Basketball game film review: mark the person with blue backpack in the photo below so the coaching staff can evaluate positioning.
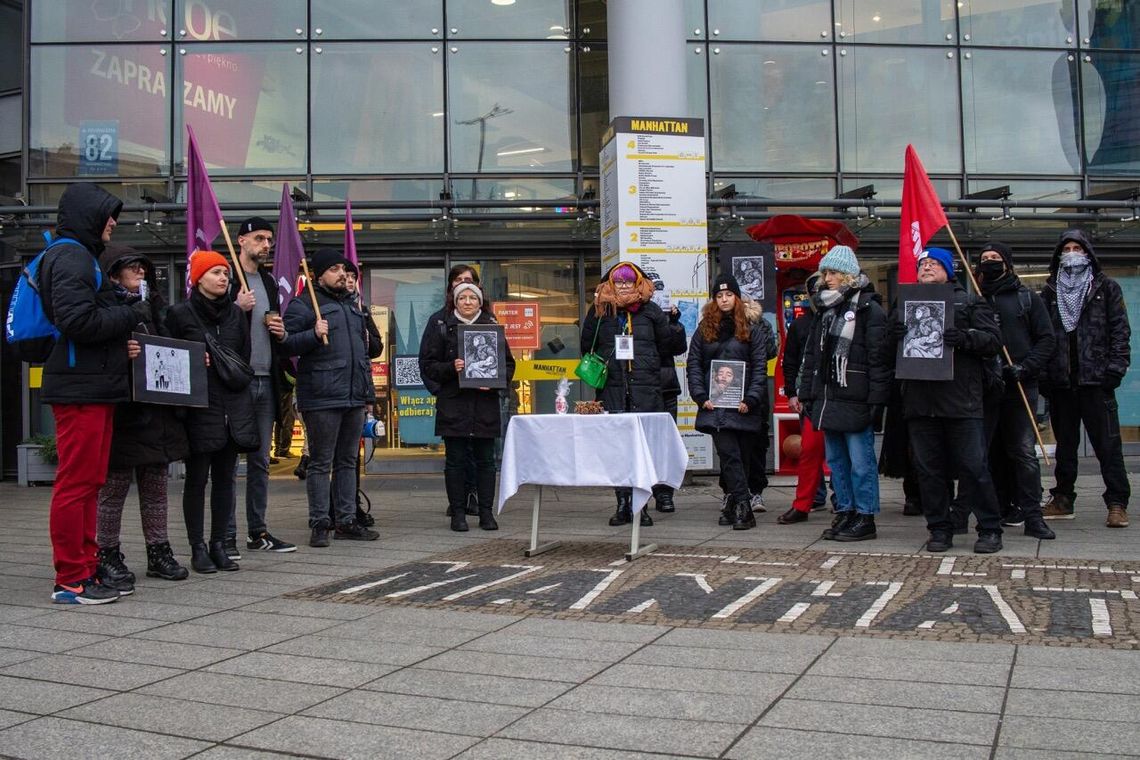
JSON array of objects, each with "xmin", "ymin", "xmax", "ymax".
[{"xmin": 36, "ymin": 184, "xmax": 150, "ymax": 604}]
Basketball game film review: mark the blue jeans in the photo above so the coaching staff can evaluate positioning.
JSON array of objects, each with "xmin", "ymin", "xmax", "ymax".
[
  {"xmin": 229, "ymin": 376, "xmax": 275, "ymax": 538},
  {"xmin": 304, "ymin": 407, "xmax": 366, "ymax": 528},
  {"xmin": 823, "ymin": 426, "xmax": 879, "ymax": 515}
]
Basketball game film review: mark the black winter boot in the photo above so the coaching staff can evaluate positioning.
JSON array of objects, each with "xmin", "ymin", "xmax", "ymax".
[
  {"xmin": 97, "ymin": 545, "xmax": 136, "ymax": 585},
  {"xmin": 208, "ymin": 540, "xmax": 239, "ymax": 571},
  {"xmin": 718, "ymin": 493, "xmax": 734, "ymax": 526},
  {"xmin": 190, "ymin": 542, "xmax": 217, "ymax": 574},
  {"xmin": 444, "ymin": 466, "xmax": 469, "ymax": 531},
  {"xmin": 145, "ymin": 542, "xmax": 189, "ymax": 581},
  {"xmin": 609, "ymin": 490, "xmax": 633, "ymax": 526},
  {"xmin": 653, "ymin": 485, "xmax": 675, "ymax": 513},
  {"xmin": 639, "ymin": 503, "xmax": 653, "ymax": 527},
  {"xmin": 822, "ymin": 511, "xmax": 855, "ymax": 540},
  {"xmin": 732, "ymin": 497, "xmax": 756, "ymax": 530},
  {"xmin": 478, "ymin": 509, "xmax": 499, "ymax": 531},
  {"xmin": 834, "ymin": 514, "xmax": 877, "ymax": 542}
]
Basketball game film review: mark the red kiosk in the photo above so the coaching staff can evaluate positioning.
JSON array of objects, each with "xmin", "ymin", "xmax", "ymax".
[{"xmin": 745, "ymin": 215, "xmax": 860, "ymax": 474}]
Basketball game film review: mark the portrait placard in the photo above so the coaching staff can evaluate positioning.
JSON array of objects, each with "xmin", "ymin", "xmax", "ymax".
[
  {"xmin": 131, "ymin": 333, "xmax": 209, "ymax": 407},
  {"xmin": 895, "ymin": 283, "xmax": 954, "ymax": 381},
  {"xmin": 709, "ymin": 359, "xmax": 746, "ymax": 408},
  {"xmin": 457, "ymin": 324, "xmax": 508, "ymax": 389}
]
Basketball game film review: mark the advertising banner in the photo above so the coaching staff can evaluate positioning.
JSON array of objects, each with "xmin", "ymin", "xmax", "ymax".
[{"xmin": 492, "ymin": 301, "xmax": 541, "ymax": 351}]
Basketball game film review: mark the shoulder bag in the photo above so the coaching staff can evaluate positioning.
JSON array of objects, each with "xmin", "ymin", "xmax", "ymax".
[
  {"xmin": 188, "ymin": 305, "xmax": 254, "ymax": 391},
  {"xmin": 574, "ymin": 316, "xmax": 609, "ymax": 390}
]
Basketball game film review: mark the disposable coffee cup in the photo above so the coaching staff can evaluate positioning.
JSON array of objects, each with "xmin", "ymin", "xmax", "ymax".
[{"xmin": 264, "ymin": 310, "xmax": 279, "ymax": 325}]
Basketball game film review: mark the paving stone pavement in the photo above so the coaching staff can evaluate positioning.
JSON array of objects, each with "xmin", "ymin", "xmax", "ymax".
[{"xmin": 0, "ymin": 458, "xmax": 1136, "ymax": 759}]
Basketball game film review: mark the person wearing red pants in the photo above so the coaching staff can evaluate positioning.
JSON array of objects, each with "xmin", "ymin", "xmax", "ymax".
[{"xmin": 40, "ymin": 184, "xmax": 148, "ymax": 604}]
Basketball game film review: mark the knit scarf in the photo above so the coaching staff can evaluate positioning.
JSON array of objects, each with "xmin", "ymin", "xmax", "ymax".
[
  {"xmin": 454, "ymin": 309, "xmax": 482, "ymax": 325},
  {"xmin": 1056, "ymin": 253, "xmax": 1092, "ymax": 333},
  {"xmin": 811, "ymin": 273, "xmax": 868, "ymax": 388}
]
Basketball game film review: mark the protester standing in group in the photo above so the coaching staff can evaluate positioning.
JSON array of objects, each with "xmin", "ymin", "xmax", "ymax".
[
  {"xmin": 740, "ymin": 293, "xmax": 779, "ymax": 513},
  {"xmin": 95, "ymin": 246, "xmax": 191, "ymax": 589},
  {"xmin": 974, "ymin": 241, "xmax": 1056, "ymax": 539},
  {"xmin": 653, "ymin": 297, "xmax": 687, "ymax": 514},
  {"xmin": 166, "ymin": 252, "xmax": 259, "ymax": 573},
  {"xmin": 40, "ymin": 185, "xmax": 148, "ymax": 604},
  {"xmin": 582, "ymin": 261, "xmax": 681, "ymax": 527},
  {"xmin": 882, "ymin": 248, "xmax": 1005, "ymax": 553},
  {"xmin": 284, "ymin": 249, "xmax": 381, "ymax": 547},
  {"xmin": 227, "ymin": 217, "xmax": 295, "ymax": 557},
  {"xmin": 686, "ymin": 273, "xmax": 770, "ymax": 531},
  {"xmin": 796, "ymin": 246, "xmax": 890, "ymax": 541},
  {"xmin": 1040, "ymin": 230, "xmax": 1131, "ymax": 527},
  {"xmin": 420, "ymin": 282, "xmax": 514, "ymax": 531}
]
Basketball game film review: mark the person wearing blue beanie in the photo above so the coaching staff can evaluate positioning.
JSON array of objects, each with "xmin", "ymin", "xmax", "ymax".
[
  {"xmin": 917, "ymin": 247, "xmax": 956, "ymax": 281},
  {"xmin": 818, "ymin": 245, "xmax": 860, "ymax": 277}
]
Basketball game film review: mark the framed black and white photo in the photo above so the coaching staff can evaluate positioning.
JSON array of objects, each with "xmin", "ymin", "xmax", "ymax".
[
  {"xmin": 457, "ymin": 324, "xmax": 508, "ymax": 389},
  {"xmin": 731, "ymin": 255, "xmax": 766, "ymax": 302},
  {"xmin": 895, "ymin": 283, "xmax": 954, "ymax": 381},
  {"xmin": 709, "ymin": 359, "xmax": 746, "ymax": 408},
  {"xmin": 131, "ymin": 332, "xmax": 208, "ymax": 407}
]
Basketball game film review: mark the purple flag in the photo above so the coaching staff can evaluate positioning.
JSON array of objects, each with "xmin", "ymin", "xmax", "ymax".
[
  {"xmin": 273, "ymin": 183, "xmax": 305, "ymax": 314},
  {"xmin": 185, "ymin": 124, "xmax": 223, "ymax": 261},
  {"xmin": 344, "ymin": 198, "xmax": 358, "ymax": 268}
]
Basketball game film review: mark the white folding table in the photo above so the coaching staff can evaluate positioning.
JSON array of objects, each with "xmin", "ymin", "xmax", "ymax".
[{"xmin": 496, "ymin": 412, "xmax": 688, "ymax": 561}]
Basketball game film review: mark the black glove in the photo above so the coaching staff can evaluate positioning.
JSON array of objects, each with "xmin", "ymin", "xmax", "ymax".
[
  {"xmin": 888, "ymin": 320, "xmax": 907, "ymax": 341},
  {"xmin": 942, "ymin": 325, "xmax": 965, "ymax": 348},
  {"xmin": 1103, "ymin": 372, "xmax": 1124, "ymax": 391},
  {"xmin": 871, "ymin": 405, "xmax": 885, "ymax": 433},
  {"xmin": 1002, "ymin": 363, "xmax": 1026, "ymax": 384},
  {"xmin": 131, "ymin": 300, "xmax": 153, "ymax": 324},
  {"xmin": 668, "ymin": 306, "xmax": 681, "ymax": 324}
]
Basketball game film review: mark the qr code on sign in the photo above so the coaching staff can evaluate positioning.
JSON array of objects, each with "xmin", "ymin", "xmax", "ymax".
[{"xmin": 393, "ymin": 356, "xmax": 424, "ymax": 387}]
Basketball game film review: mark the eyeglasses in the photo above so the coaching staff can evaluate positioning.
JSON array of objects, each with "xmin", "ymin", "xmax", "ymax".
[
  {"xmin": 123, "ymin": 262, "xmax": 147, "ymax": 273},
  {"xmin": 249, "ymin": 234, "xmax": 274, "ymax": 247},
  {"xmin": 614, "ymin": 280, "xmax": 635, "ymax": 289},
  {"xmin": 917, "ymin": 259, "xmax": 943, "ymax": 270}
]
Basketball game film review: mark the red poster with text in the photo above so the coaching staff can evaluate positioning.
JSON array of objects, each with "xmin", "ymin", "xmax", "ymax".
[{"xmin": 492, "ymin": 302, "xmax": 542, "ymax": 351}]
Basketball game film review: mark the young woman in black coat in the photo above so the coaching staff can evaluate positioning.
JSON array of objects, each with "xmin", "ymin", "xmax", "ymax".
[
  {"xmin": 165, "ymin": 252, "xmax": 259, "ymax": 573},
  {"xmin": 94, "ymin": 246, "xmax": 191, "ymax": 589},
  {"xmin": 686, "ymin": 273, "xmax": 769, "ymax": 531},
  {"xmin": 420, "ymin": 282, "xmax": 515, "ymax": 532},
  {"xmin": 580, "ymin": 261, "xmax": 679, "ymax": 527}
]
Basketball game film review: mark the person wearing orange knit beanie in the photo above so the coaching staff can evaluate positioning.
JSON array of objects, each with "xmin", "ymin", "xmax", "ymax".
[{"xmin": 188, "ymin": 250, "xmax": 230, "ymax": 287}]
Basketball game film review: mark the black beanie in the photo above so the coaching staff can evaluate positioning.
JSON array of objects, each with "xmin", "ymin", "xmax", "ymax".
[
  {"xmin": 978, "ymin": 240, "xmax": 1013, "ymax": 268},
  {"xmin": 712, "ymin": 272, "xmax": 742, "ymax": 298},
  {"xmin": 238, "ymin": 216, "xmax": 274, "ymax": 236},
  {"xmin": 310, "ymin": 248, "xmax": 348, "ymax": 279}
]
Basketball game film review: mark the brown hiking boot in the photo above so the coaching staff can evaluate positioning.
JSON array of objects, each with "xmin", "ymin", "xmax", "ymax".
[
  {"xmin": 1106, "ymin": 505, "xmax": 1129, "ymax": 528},
  {"xmin": 1042, "ymin": 493, "xmax": 1075, "ymax": 520}
]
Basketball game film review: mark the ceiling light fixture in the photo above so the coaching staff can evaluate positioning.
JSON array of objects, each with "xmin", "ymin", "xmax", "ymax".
[{"xmin": 492, "ymin": 0, "xmax": 516, "ymax": 6}]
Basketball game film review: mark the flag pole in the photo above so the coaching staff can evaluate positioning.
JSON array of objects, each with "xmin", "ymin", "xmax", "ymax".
[
  {"xmin": 944, "ymin": 225, "xmax": 1050, "ymax": 466},
  {"xmin": 299, "ymin": 258, "xmax": 329, "ymax": 345},
  {"xmin": 217, "ymin": 222, "xmax": 249, "ymax": 293}
]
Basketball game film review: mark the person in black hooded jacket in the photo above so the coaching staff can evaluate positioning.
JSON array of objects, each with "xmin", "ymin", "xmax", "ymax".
[
  {"xmin": 40, "ymin": 184, "xmax": 149, "ymax": 605},
  {"xmin": 974, "ymin": 241, "xmax": 1056, "ymax": 540},
  {"xmin": 94, "ymin": 246, "xmax": 191, "ymax": 588},
  {"xmin": 1039, "ymin": 229, "xmax": 1131, "ymax": 527},
  {"xmin": 166, "ymin": 251, "xmax": 259, "ymax": 574},
  {"xmin": 686, "ymin": 273, "xmax": 769, "ymax": 531},
  {"xmin": 581, "ymin": 261, "xmax": 681, "ymax": 528}
]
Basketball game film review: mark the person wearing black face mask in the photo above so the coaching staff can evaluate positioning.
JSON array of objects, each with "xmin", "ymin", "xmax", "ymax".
[{"xmin": 974, "ymin": 242, "xmax": 1056, "ymax": 540}]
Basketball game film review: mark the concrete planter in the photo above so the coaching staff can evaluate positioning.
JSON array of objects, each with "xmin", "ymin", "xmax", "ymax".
[{"xmin": 17, "ymin": 444, "xmax": 56, "ymax": 486}]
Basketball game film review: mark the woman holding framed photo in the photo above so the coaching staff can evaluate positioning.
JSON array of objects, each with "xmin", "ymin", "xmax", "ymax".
[
  {"xmin": 420, "ymin": 282, "xmax": 515, "ymax": 532},
  {"xmin": 686, "ymin": 273, "xmax": 769, "ymax": 531}
]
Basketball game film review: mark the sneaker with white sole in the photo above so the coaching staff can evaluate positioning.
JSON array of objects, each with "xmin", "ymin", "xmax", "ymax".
[
  {"xmin": 750, "ymin": 492, "xmax": 767, "ymax": 513},
  {"xmin": 52, "ymin": 577, "xmax": 119, "ymax": 605},
  {"xmin": 247, "ymin": 531, "xmax": 297, "ymax": 553}
]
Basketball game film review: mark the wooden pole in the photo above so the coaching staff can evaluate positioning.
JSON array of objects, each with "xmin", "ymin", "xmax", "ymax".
[
  {"xmin": 217, "ymin": 221, "xmax": 249, "ymax": 292},
  {"xmin": 299, "ymin": 258, "xmax": 328, "ymax": 345},
  {"xmin": 944, "ymin": 226, "xmax": 1051, "ymax": 466}
]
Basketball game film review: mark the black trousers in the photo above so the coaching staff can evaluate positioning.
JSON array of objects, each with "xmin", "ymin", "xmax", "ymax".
[
  {"xmin": 713, "ymin": 429, "xmax": 755, "ymax": 505},
  {"xmin": 1047, "ymin": 385, "xmax": 1131, "ymax": 508},
  {"xmin": 984, "ymin": 385, "xmax": 1044, "ymax": 519},
  {"xmin": 909, "ymin": 417, "xmax": 1002, "ymax": 534},
  {"xmin": 183, "ymin": 441, "xmax": 239, "ymax": 545}
]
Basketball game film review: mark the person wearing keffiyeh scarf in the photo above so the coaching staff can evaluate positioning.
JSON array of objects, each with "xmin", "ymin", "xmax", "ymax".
[
  {"xmin": 1039, "ymin": 229, "xmax": 1132, "ymax": 527},
  {"xmin": 795, "ymin": 246, "xmax": 890, "ymax": 542}
]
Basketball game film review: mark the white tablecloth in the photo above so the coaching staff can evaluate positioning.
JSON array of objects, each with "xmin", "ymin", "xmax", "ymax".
[{"xmin": 497, "ymin": 412, "xmax": 688, "ymax": 514}]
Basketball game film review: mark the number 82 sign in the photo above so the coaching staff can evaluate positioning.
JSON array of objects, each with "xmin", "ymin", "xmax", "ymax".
[{"xmin": 79, "ymin": 121, "xmax": 118, "ymax": 176}]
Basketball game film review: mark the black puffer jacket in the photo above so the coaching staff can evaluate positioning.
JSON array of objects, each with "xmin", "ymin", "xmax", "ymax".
[
  {"xmin": 782, "ymin": 311, "xmax": 813, "ymax": 399},
  {"xmin": 882, "ymin": 283, "xmax": 1002, "ymax": 420},
  {"xmin": 165, "ymin": 292, "xmax": 259, "ymax": 454},
  {"xmin": 1040, "ymin": 229, "xmax": 1131, "ymax": 388},
  {"xmin": 659, "ymin": 314, "xmax": 687, "ymax": 406},
  {"xmin": 99, "ymin": 248, "xmax": 190, "ymax": 469},
  {"xmin": 282, "ymin": 285, "xmax": 380, "ymax": 412},
  {"xmin": 799, "ymin": 284, "xmax": 890, "ymax": 433},
  {"xmin": 420, "ymin": 310, "xmax": 515, "ymax": 438},
  {"xmin": 40, "ymin": 184, "xmax": 142, "ymax": 404},
  {"xmin": 686, "ymin": 316, "xmax": 769, "ymax": 434},
  {"xmin": 580, "ymin": 300, "xmax": 674, "ymax": 414},
  {"xmin": 976, "ymin": 273, "xmax": 1055, "ymax": 394}
]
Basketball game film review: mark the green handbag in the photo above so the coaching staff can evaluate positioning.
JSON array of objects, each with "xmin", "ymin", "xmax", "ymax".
[{"xmin": 574, "ymin": 318, "xmax": 609, "ymax": 390}]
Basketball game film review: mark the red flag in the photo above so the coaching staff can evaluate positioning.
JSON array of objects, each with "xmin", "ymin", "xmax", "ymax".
[
  {"xmin": 273, "ymin": 183, "xmax": 306, "ymax": 315},
  {"xmin": 185, "ymin": 124, "xmax": 223, "ymax": 261},
  {"xmin": 898, "ymin": 144, "xmax": 949, "ymax": 284},
  {"xmin": 344, "ymin": 199, "xmax": 358, "ymax": 268}
]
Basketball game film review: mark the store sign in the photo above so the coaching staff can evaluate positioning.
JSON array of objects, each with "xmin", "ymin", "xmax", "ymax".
[
  {"xmin": 513, "ymin": 359, "xmax": 578, "ymax": 381},
  {"xmin": 79, "ymin": 121, "xmax": 118, "ymax": 175},
  {"xmin": 395, "ymin": 388, "xmax": 440, "ymax": 445},
  {"xmin": 492, "ymin": 301, "xmax": 541, "ymax": 351}
]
